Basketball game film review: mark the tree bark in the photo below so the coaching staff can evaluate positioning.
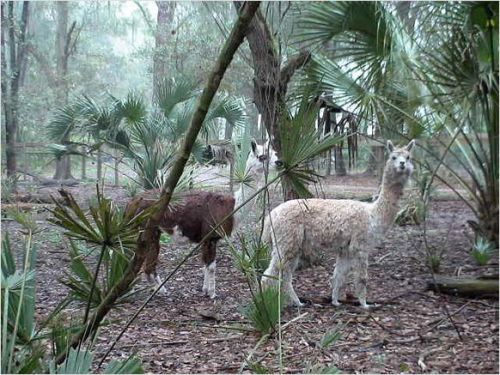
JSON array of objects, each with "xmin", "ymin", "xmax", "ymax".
[
  {"xmin": 1, "ymin": 2, "xmax": 30, "ymax": 182},
  {"xmin": 53, "ymin": 1, "xmax": 75, "ymax": 180},
  {"xmin": 427, "ymin": 275, "xmax": 498, "ymax": 298},
  {"xmin": 55, "ymin": 2, "xmax": 261, "ymax": 365},
  {"xmin": 234, "ymin": 2, "xmax": 310, "ymax": 200},
  {"xmin": 153, "ymin": 1, "xmax": 176, "ymax": 100}
]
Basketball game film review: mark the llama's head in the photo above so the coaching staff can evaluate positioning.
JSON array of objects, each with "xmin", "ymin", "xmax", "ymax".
[
  {"xmin": 385, "ymin": 139, "xmax": 415, "ymax": 183},
  {"xmin": 246, "ymin": 139, "xmax": 282, "ymax": 175}
]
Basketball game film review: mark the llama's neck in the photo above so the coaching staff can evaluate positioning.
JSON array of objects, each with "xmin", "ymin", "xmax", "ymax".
[{"xmin": 372, "ymin": 170, "xmax": 407, "ymax": 233}]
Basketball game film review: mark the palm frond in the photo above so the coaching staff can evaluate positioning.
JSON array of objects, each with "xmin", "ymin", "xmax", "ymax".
[
  {"xmin": 279, "ymin": 99, "xmax": 344, "ymax": 198},
  {"xmin": 155, "ymin": 77, "xmax": 199, "ymax": 117},
  {"xmin": 204, "ymin": 94, "xmax": 248, "ymax": 131},
  {"xmin": 46, "ymin": 104, "xmax": 80, "ymax": 142}
]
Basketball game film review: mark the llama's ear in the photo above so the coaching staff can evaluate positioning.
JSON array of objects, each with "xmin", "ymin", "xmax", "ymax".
[
  {"xmin": 406, "ymin": 139, "xmax": 416, "ymax": 152},
  {"xmin": 386, "ymin": 140, "xmax": 395, "ymax": 153},
  {"xmin": 251, "ymin": 139, "xmax": 257, "ymax": 155}
]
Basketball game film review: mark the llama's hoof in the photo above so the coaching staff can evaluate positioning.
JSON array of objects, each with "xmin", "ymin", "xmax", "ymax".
[
  {"xmin": 331, "ymin": 300, "xmax": 342, "ymax": 307},
  {"xmin": 151, "ymin": 285, "xmax": 167, "ymax": 295},
  {"xmin": 359, "ymin": 302, "xmax": 371, "ymax": 310}
]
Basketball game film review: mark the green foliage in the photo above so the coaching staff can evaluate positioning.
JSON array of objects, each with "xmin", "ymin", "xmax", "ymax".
[
  {"xmin": 471, "ymin": 235, "xmax": 497, "ymax": 266},
  {"xmin": 1, "ymin": 198, "xmax": 145, "ymax": 373},
  {"xmin": 48, "ymin": 186, "xmax": 150, "ymax": 250},
  {"xmin": 395, "ymin": 194, "xmax": 426, "ymax": 226},
  {"xmin": 427, "ymin": 254, "xmax": 442, "ymax": 274},
  {"xmin": 230, "ymin": 236, "xmax": 271, "ymax": 281},
  {"xmin": 49, "ymin": 348, "xmax": 143, "ymax": 374},
  {"xmin": 159, "ymin": 233, "xmax": 171, "ymax": 246},
  {"xmin": 279, "ymin": 99, "xmax": 344, "ymax": 198},
  {"xmin": 241, "ymin": 286, "xmax": 287, "ymax": 335},
  {"xmin": 302, "ymin": 324, "xmax": 344, "ymax": 374},
  {"xmin": 48, "ymin": 186, "xmax": 150, "ymax": 313},
  {"xmin": 1, "ymin": 229, "xmax": 41, "ymax": 375},
  {"xmin": 1, "ymin": 175, "xmax": 19, "ymax": 202},
  {"xmin": 124, "ymin": 180, "xmax": 141, "ymax": 198},
  {"xmin": 61, "ymin": 240, "xmax": 137, "ymax": 307}
]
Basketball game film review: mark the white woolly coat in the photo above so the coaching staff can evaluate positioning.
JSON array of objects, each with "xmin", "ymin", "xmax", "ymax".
[{"xmin": 263, "ymin": 199, "xmax": 378, "ymax": 261}]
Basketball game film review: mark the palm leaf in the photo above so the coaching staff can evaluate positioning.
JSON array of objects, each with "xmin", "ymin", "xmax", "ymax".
[
  {"xmin": 279, "ymin": 99, "xmax": 344, "ymax": 198},
  {"xmin": 154, "ymin": 77, "xmax": 199, "ymax": 117}
]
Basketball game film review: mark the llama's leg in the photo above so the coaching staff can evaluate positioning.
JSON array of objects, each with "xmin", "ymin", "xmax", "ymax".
[
  {"xmin": 262, "ymin": 253, "xmax": 279, "ymax": 288},
  {"xmin": 201, "ymin": 239, "xmax": 217, "ymax": 299},
  {"xmin": 263, "ymin": 245, "xmax": 302, "ymax": 307},
  {"xmin": 143, "ymin": 228, "xmax": 167, "ymax": 295},
  {"xmin": 353, "ymin": 252, "xmax": 370, "ymax": 309},
  {"xmin": 283, "ymin": 257, "xmax": 302, "ymax": 307},
  {"xmin": 331, "ymin": 256, "xmax": 351, "ymax": 307}
]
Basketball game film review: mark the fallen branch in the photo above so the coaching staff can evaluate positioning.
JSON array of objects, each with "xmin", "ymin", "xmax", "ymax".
[
  {"xmin": 427, "ymin": 275, "xmax": 499, "ymax": 297},
  {"xmin": 281, "ymin": 312, "xmax": 308, "ymax": 331}
]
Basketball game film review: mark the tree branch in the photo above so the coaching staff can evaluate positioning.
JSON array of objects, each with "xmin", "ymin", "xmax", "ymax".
[{"xmin": 279, "ymin": 50, "xmax": 311, "ymax": 89}]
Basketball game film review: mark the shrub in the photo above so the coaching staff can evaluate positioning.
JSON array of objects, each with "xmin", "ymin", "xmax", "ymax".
[
  {"xmin": 471, "ymin": 235, "xmax": 497, "ymax": 266},
  {"xmin": 241, "ymin": 286, "xmax": 287, "ymax": 335}
]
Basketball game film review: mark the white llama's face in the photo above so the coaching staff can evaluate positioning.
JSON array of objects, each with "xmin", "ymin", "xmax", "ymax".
[
  {"xmin": 386, "ymin": 139, "xmax": 415, "ymax": 178},
  {"xmin": 247, "ymin": 139, "xmax": 281, "ymax": 175}
]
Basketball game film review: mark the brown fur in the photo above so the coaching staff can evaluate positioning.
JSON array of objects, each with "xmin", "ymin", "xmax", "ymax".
[{"xmin": 126, "ymin": 189, "xmax": 235, "ymax": 280}]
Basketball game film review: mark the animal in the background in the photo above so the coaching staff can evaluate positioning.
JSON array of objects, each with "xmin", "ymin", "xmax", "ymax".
[
  {"xmin": 126, "ymin": 140, "xmax": 281, "ymax": 298},
  {"xmin": 202, "ymin": 143, "xmax": 235, "ymax": 166},
  {"xmin": 126, "ymin": 190, "xmax": 235, "ymax": 298},
  {"xmin": 234, "ymin": 139, "xmax": 281, "ymax": 221},
  {"xmin": 261, "ymin": 140, "xmax": 415, "ymax": 309}
]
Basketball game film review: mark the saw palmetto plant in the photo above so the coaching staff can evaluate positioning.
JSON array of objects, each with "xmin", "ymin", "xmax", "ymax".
[
  {"xmin": 295, "ymin": 1, "xmax": 498, "ymax": 246},
  {"xmin": 1, "ymin": 210, "xmax": 144, "ymax": 374}
]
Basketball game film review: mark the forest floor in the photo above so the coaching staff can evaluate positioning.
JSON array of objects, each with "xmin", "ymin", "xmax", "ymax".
[{"xmin": 2, "ymin": 169, "xmax": 499, "ymax": 374}]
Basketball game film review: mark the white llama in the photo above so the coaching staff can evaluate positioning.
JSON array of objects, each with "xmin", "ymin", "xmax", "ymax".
[
  {"xmin": 234, "ymin": 139, "xmax": 281, "ymax": 222},
  {"xmin": 261, "ymin": 139, "xmax": 415, "ymax": 309}
]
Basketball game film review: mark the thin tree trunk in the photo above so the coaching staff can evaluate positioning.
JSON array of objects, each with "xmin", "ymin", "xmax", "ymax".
[
  {"xmin": 96, "ymin": 148, "xmax": 102, "ymax": 182},
  {"xmin": 114, "ymin": 151, "xmax": 121, "ymax": 186},
  {"xmin": 153, "ymin": 1, "xmax": 176, "ymax": 99},
  {"xmin": 54, "ymin": 2, "xmax": 261, "ymax": 364},
  {"xmin": 81, "ymin": 154, "xmax": 86, "ymax": 180},
  {"xmin": 53, "ymin": 1, "xmax": 75, "ymax": 180},
  {"xmin": 2, "ymin": 2, "xmax": 30, "ymax": 182},
  {"xmin": 224, "ymin": 122, "xmax": 233, "ymax": 140}
]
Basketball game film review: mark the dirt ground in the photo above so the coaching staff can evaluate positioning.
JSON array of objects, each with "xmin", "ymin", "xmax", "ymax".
[{"xmin": 2, "ymin": 171, "xmax": 499, "ymax": 374}]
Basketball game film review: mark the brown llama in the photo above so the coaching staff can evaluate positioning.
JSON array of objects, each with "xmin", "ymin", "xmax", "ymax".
[{"xmin": 126, "ymin": 189, "xmax": 235, "ymax": 298}]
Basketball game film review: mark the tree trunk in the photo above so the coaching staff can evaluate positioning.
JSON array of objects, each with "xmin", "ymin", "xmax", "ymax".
[
  {"xmin": 53, "ymin": 156, "xmax": 73, "ymax": 180},
  {"xmin": 1, "ymin": 2, "xmax": 30, "ymax": 182},
  {"xmin": 55, "ymin": 3, "xmax": 261, "ymax": 364},
  {"xmin": 324, "ymin": 109, "xmax": 332, "ymax": 175},
  {"xmin": 96, "ymin": 148, "xmax": 102, "ymax": 182},
  {"xmin": 224, "ymin": 122, "xmax": 233, "ymax": 140},
  {"xmin": 53, "ymin": 1, "xmax": 75, "ymax": 180},
  {"xmin": 81, "ymin": 154, "xmax": 86, "ymax": 180},
  {"xmin": 334, "ymin": 144, "xmax": 347, "ymax": 176},
  {"xmin": 153, "ymin": 1, "xmax": 176, "ymax": 100},
  {"xmin": 234, "ymin": 2, "xmax": 310, "ymax": 201}
]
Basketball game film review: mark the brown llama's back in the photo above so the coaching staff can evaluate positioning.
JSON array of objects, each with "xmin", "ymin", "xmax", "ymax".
[
  {"xmin": 165, "ymin": 190, "xmax": 235, "ymax": 241},
  {"xmin": 126, "ymin": 189, "xmax": 235, "ymax": 241}
]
